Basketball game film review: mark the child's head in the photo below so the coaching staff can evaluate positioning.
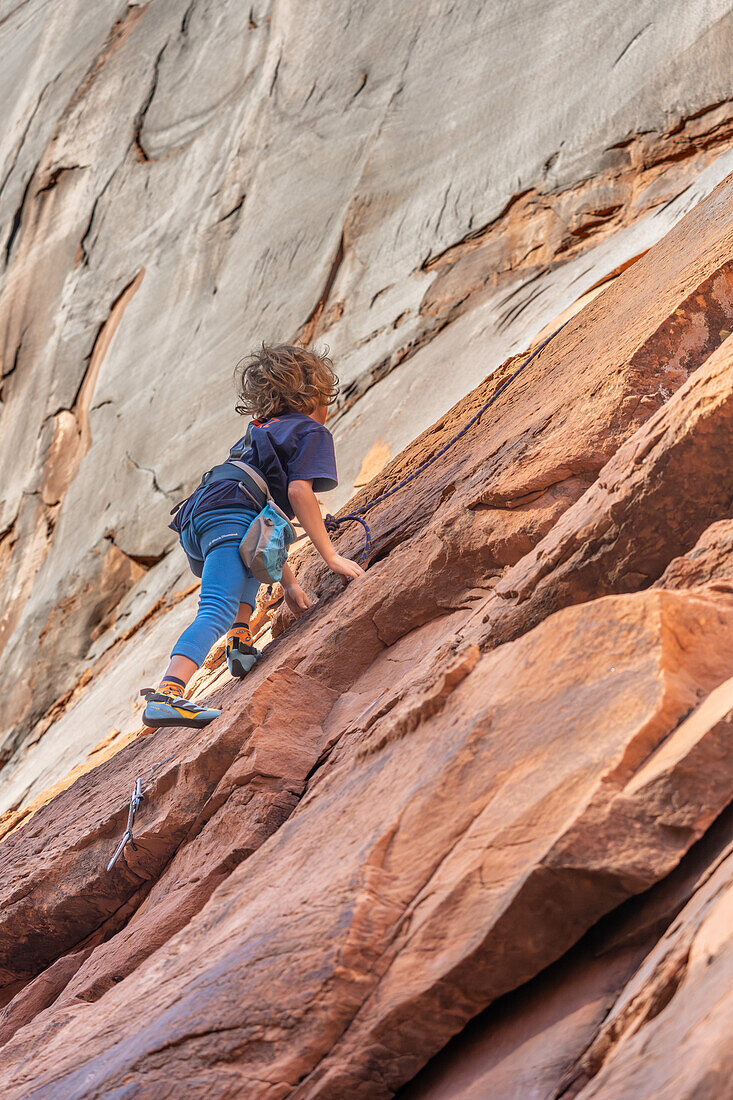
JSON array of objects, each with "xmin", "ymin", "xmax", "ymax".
[{"xmin": 235, "ymin": 343, "xmax": 339, "ymax": 421}]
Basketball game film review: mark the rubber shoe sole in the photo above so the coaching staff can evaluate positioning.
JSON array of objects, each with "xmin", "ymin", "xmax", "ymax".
[
  {"xmin": 142, "ymin": 702, "xmax": 221, "ymax": 729},
  {"xmin": 142, "ymin": 711, "xmax": 219, "ymax": 729}
]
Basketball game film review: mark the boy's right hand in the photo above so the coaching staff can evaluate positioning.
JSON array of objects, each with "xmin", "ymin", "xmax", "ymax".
[
  {"xmin": 283, "ymin": 580, "xmax": 312, "ymax": 617},
  {"xmin": 326, "ymin": 553, "xmax": 366, "ymax": 582}
]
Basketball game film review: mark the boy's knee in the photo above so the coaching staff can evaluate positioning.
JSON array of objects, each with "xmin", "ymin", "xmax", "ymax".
[{"xmin": 201, "ymin": 599, "xmax": 238, "ymax": 632}]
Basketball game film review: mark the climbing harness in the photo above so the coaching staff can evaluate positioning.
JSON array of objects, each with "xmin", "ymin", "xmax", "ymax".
[
  {"xmin": 106, "ymin": 320, "xmax": 568, "ymax": 872},
  {"xmin": 324, "ymin": 320, "xmax": 569, "ymax": 561}
]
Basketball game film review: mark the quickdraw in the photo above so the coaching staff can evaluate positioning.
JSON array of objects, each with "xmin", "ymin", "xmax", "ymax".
[{"xmin": 106, "ymin": 754, "xmax": 176, "ymax": 872}]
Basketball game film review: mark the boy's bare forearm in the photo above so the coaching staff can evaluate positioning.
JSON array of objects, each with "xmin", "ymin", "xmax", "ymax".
[
  {"xmin": 288, "ymin": 480, "xmax": 365, "ymax": 582},
  {"xmin": 281, "ymin": 561, "xmax": 297, "ymax": 588},
  {"xmin": 288, "ymin": 480, "xmax": 335, "ymax": 563}
]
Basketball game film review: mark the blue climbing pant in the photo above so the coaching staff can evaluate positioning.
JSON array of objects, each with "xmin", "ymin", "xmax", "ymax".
[{"xmin": 172, "ymin": 507, "xmax": 260, "ymax": 666}]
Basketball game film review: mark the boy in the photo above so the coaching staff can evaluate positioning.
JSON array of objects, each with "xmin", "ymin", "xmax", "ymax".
[{"xmin": 141, "ymin": 343, "xmax": 364, "ymax": 730}]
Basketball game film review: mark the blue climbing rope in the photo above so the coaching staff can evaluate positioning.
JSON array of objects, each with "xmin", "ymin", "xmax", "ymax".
[{"xmin": 324, "ymin": 320, "xmax": 569, "ymax": 562}]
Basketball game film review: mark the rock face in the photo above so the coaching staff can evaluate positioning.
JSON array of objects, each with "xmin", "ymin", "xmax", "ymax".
[
  {"xmin": 1, "ymin": 165, "xmax": 733, "ymax": 1097},
  {"xmin": 399, "ymin": 801, "xmax": 733, "ymax": 1100},
  {"xmin": 3, "ymin": 0, "xmax": 733, "ymax": 809}
]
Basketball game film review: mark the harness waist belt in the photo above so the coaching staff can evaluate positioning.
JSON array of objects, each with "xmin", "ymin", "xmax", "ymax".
[{"xmin": 203, "ymin": 462, "xmax": 268, "ymax": 510}]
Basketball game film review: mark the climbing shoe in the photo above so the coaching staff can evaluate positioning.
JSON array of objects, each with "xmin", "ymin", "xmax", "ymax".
[
  {"xmin": 226, "ymin": 635, "xmax": 261, "ymax": 679},
  {"xmin": 140, "ymin": 688, "xmax": 221, "ymax": 729}
]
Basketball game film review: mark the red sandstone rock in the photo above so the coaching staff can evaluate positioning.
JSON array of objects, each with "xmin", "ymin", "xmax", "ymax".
[
  {"xmin": 0, "ymin": 665, "xmax": 337, "ymax": 992},
  {"xmin": 395, "ymin": 527, "xmax": 733, "ymax": 1100},
  {"xmin": 472, "ymin": 328, "xmax": 733, "ymax": 650},
  {"xmin": 571, "ymin": 797, "xmax": 733, "ymax": 1099},
  {"xmin": 654, "ymin": 517, "xmax": 733, "ymax": 591},
  {"xmin": 3, "ymin": 589, "xmax": 733, "ymax": 1097},
  {"xmin": 398, "ymin": 804, "xmax": 733, "ymax": 1100}
]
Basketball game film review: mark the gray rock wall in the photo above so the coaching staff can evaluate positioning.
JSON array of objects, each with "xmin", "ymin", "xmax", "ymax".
[{"xmin": 1, "ymin": 0, "xmax": 732, "ymax": 808}]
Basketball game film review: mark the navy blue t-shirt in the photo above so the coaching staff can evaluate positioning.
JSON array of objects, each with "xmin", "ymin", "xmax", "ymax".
[{"xmin": 193, "ymin": 411, "xmax": 338, "ymax": 520}]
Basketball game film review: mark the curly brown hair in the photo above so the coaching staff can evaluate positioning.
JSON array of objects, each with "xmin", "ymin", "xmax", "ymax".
[{"xmin": 234, "ymin": 343, "xmax": 339, "ymax": 419}]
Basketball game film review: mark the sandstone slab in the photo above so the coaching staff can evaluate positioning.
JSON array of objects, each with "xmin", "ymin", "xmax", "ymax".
[
  {"xmin": 398, "ymin": 803, "xmax": 733, "ymax": 1100},
  {"xmin": 3, "ymin": 588, "xmax": 733, "ymax": 1096},
  {"xmin": 654, "ymin": 517, "xmax": 733, "ymax": 592},
  {"xmin": 472, "ymin": 325, "xmax": 733, "ymax": 650}
]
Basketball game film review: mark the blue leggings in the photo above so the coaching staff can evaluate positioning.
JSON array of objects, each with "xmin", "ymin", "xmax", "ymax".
[{"xmin": 172, "ymin": 507, "xmax": 261, "ymax": 666}]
